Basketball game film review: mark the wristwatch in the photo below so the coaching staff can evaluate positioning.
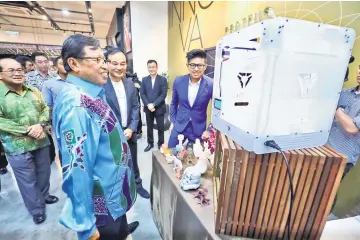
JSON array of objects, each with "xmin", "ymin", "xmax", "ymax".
[{"xmin": 39, "ymin": 121, "xmax": 49, "ymax": 128}]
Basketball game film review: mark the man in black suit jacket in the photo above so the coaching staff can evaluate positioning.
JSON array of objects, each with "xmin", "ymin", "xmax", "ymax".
[
  {"xmin": 140, "ymin": 60, "xmax": 168, "ymax": 152},
  {"xmin": 104, "ymin": 49, "xmax": 150, "ymax": 203}
]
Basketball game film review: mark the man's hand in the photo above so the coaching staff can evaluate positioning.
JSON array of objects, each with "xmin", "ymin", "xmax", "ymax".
[
  {"xmin": 147, "ymin": 103, "xmax": 155, "ymax": 112},
  {"xmin": 201, "ymin": 130, "xmax": 210, "ymax": 140},
  {"xmin": 37, "ymin": 132, "xmax": 46, "ymax": 140},
  {"xmin": 27, "ymin": 124, "xmax": 44, "ymax": 139},
  {"xmin": 88, "ymin": 230, "xmax": 100, "ymax": 240},
  {"xmin": 124, "ymin": 128, "xmax": 133, "ymax": 140}
]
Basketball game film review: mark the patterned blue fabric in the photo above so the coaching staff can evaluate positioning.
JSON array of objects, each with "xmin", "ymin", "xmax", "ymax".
[
  {"xmin": 53, "ymin": 74, "xmax": 137, "ymax": 240},
  {"xmin": 327, "ymin": 87, "xmax": 360, "ymax": 164}
]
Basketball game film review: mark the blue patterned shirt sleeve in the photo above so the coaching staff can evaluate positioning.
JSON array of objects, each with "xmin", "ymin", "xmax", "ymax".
[
  {"xmin": 41, "ymin": 81, "xmax": 53, "ymax": 107},
  {"xmin": 57, "ymin": 105, "xmax": 100, "ymax": 240}
]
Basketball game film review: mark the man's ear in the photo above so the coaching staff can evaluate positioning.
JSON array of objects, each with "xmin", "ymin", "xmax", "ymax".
[{"xmin": 67, "ymin": 58, "xmax": 80, "ymax": 73}]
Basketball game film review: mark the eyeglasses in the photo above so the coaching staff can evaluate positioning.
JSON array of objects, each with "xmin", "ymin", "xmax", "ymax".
[
  {"xmin": 188, "ymin": 63, "xmax": 206, "ymax": 70},
  {"xmin": 78, "ymin": 57, "xmax": 107, "ymax": 65},
  {"xmin": 0, "ymin": 69, "xmax": 25, "ymax": 76}
]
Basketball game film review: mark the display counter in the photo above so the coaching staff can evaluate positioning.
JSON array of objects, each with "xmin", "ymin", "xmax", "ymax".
[{"xmin": 150, "ymin": 151, "xmax": 250, "ymax": 240}]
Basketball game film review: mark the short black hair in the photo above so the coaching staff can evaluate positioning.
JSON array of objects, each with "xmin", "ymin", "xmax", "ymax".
[
  {"xmin": 61, "ymin": 34, "xmax": 100, "ymax": 72},
  {"xmin": 147, "ymin": 60, "xmax": 157, "ymax": 66},
  {"xmin": 31, "ymin": 52, "xmax": 48, "ymax": 62},
  {"xmin": 54, "ymin": 56, "xmax": 62, "ymax": 66},
  {"xmin": 15, "ymin": 56, "xmax": 33, "ymax": 69},
  {"xmin": 186, "ymin": 49, "xmax": 206, "ymax": 63},
  {"xmin": 104, "ymin": 47, "xmax": 126, "ymax": 61},
  {"xmin": 0, "ymin": 57, "xmax": 20, "ymax": 72}
]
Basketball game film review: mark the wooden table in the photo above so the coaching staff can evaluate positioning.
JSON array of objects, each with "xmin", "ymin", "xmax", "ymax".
[{"xmin": 150, "ymin": 151, "xmax": 250, "ymax": 240}]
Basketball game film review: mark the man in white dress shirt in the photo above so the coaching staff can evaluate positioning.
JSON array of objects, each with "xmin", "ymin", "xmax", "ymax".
[
  {"xmin": 104, "ymin": 48, "xmax": 150, "ymax": 200},
  {"xmin": 168, "ymin": 49, "xmax": 213, "ymax": 148}
]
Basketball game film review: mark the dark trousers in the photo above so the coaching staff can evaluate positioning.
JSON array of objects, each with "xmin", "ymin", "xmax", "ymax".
[
  {"xmin": 47, "ymin": 133, "xmax": 56, "ymax": 164},
  {"xmin": 137, "ymin": 109, "xmax": 143, "ymax": 134},
  {"xmin": 7, "ymin": 146, "xmax": 51, "ymax": 215},
  {"xmin": 98, "ymin": 214, "xmax": 128, "ymax": 240},
  {"xmin": 127, "ymin": 136, "xmax": 142, "ymax": 186},
  {"xmin": 145, "ymin": 112, "xmax": 164, "ymax": 146},
  {"xmin": 0, "ymin": 143, "xmax": 8, "ymax": 169}
]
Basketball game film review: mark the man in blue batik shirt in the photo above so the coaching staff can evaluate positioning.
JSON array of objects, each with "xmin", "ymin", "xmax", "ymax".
[{"xmin": 53, "ymin": 34, "xmax": 137, "ymax": 240}]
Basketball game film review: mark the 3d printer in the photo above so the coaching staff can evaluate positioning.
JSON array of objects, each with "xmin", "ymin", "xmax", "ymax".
[{"xmin": 211, "ymin": 17, "xmax": 355, "ymax": 154}]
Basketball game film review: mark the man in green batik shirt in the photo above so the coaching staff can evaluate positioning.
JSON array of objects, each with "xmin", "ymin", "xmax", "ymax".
[{"xmin": 0, "ymin": 58, "xmax": 59, "ymax": 225}]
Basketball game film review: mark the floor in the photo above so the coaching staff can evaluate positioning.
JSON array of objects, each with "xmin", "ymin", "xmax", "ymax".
[{"xmin": 0, "ymin": 127, "xmax": 167, "ymax": 240}]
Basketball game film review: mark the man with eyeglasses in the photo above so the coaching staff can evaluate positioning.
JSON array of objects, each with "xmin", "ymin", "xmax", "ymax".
[
  {"xmin": 168, "ymin": 49, "xmax": 213, "ymax": 148},
  {"xmin": 53, "ymin": 34, "xmax": 137, "ymax": 240},
  {"xmin": 26, "ymin": 52, "xmax": 57, "ymax": 90},
  {"xmin": 140, "ymin": 60, "xmax": 168, "ymax": 152},
  {"xmin": 104, "ymin": 48, "xmax": 150, "ymax": 201},
  {"xmin": 0, "ymin": 58, "xmax": 58, "ymax": 225}
]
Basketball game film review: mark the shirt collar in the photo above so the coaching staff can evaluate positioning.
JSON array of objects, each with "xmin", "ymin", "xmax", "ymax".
[
  {"xmin": 350, "ymin": 85, "xmax": 360, "ymax": 93},
  {"xmin": 189, "ymin": 78, "xmax": 201, "ymax": 86},
  {"xmin": 66, "ymin": 74, "xmax": 104, "ymax": 98},
  {"xmin": 0, "ymin": 82, "xmax": 32, "ymax": 97},
  {"xmin": 34, "ymin": 69, "xmax": 50, "ymax": 78}
]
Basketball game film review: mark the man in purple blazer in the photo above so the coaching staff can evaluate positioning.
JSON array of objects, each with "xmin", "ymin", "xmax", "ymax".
[{"xmin": 168, "ymin": 49, "xmax": 213, "ymax": 148}]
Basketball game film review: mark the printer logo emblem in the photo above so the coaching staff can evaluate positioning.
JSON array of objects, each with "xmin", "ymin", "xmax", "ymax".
[{"xmin": 237, "ymin": 72, "xmax": 253, "ymax": 88}]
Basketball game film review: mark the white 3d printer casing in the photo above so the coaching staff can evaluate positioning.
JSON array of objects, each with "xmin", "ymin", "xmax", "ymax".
[{"xmin": 211, "ymin": 17, "xmax": 355, "ymax": 154}]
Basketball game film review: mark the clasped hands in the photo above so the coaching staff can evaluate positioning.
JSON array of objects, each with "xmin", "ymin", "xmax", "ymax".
[
  {"xmin": 27, "ymin": 124, "xmax": 45, "ymax": 139},
  {"xmin": 147, "ymin": 103, "xmax": 155, "ymax": 112}
]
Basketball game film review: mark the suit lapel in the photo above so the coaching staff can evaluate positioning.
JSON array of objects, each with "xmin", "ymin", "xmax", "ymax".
[
  {"xmin": 184, "ymin": 76, "xmax": 191, "ymax": 107},
  {"xmin": 123, "ymin": 79, "xmax": 132, "ymax": 119},
  {"xmin": 192, "ymin": 76, "xmax": 207, "ymax": 107},
  {"xmin": 104, "ymin": 78, "xmax": 122, "ymax": 122}
]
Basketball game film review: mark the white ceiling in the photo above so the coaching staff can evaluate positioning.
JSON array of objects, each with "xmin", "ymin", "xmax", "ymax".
[{"xmin": 0, "ymin": 1, "xmax": 125, "ymax": 39}]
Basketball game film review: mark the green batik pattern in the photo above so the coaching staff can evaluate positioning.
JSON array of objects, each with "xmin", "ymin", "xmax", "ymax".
[
  {"xmin": 109, "ymin": 129, "xmax": 123, "ymax": 165},
  {"xmin": 0, "ymin": 83, "xmax": 50, "ymax": 155}
]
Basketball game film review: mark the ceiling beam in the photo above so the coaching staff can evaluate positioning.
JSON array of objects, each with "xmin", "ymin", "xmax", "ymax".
[
  {"xmin": 0, "ymin": 1, "xmax": 41, "ymax": 15},
  {"xmin": 0, "ymin": 1, "xmax": 34, "ymax": 10},
  {"xmin": 42, "ymin": 7, "xmax": 89, "ymax": 15},
  {"xmin": 30, "ymin": 1, "xmax": 61, "ymax": 30},
  {"xmin": 0, "ymin": 15, "xmax": 14, "ymax": 25},
  {"xmin": 0, "ymin": 13, "xmax": 90, "ymax": 26},
  {"xmin": 0, "ymin": 23, "xmax": 93, "ymax": 34},
  {"xmin": 0, "ymin": 22, "xmax": 56, "ymax": 31},
  {"xmin": 85, "ymin": 1, "xmax": 95, "ymax": 34}
]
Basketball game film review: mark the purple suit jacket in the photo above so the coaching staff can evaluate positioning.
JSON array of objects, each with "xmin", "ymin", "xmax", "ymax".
[{"xmin": 170, "ymin": 74, "xmax": 213, "ymax": 136}]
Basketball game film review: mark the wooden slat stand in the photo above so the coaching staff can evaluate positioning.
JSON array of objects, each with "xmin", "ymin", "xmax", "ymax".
[{"xmin": 213, "ymin": 132, "xmax": 347, "ymax": 240}]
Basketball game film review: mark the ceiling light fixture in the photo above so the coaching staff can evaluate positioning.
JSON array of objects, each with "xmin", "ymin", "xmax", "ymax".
[
  {"xmin": 88, "ymin": 8, "xmax": 92, "ymax": 13},
  {"xmin": 62, "ymin": 9, "xmax": 70, "ymax": 15},
  {"xmin": 42, "ymin": 15, "xmax": 48, "ymax": 20}
]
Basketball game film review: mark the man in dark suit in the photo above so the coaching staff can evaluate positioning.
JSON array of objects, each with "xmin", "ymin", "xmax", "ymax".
[
  {"xmin": 140, "ymin": 60, "xmax": 168, "ymax": 152},
  {"xmin": 104, "ymin": 48, "xmax": 150, "ymax": 202},
  {"xmin": 169, "ymin": 49, "xmax": 213, "ymax": 148}
]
